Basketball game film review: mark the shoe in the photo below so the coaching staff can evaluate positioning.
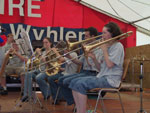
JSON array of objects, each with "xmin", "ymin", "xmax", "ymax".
[
  {"xmin": 0, "ymin": 86, "xmax": 3, "ymax": 91},
  {"xmin": 21, "ymin": 96, "xmax": 29, "ymax": 102},
  {"xmin": 67, "ymin": 101, "xmax": 74, "ymax": 106},
  {"xmin": 86, "ymin": 110, "xmax": 95, "ymax": 113},
  {"xmin": 72, "ymin": 106, "xmax": 77, "ymax": 112},
  {"xmin": 1, "ymin": 90, "xmax": 8, "ymax": 95}
]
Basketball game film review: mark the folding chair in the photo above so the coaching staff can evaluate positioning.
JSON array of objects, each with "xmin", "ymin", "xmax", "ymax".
[{"xmin": 88, "ymin": 59, "xmax": 130, "ymax": 113}]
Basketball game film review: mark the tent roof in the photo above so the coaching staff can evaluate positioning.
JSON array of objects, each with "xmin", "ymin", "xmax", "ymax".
[{"xmin": 75, "ymin": 0, "xmax": 150, "ymax": 36}]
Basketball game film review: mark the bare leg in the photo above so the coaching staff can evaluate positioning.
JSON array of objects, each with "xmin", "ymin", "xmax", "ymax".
[
  {"xmin": 72, "ymin": 90, "xmax": 80, "ymax": 112},
  {"xmin": 1, "ymin": 77, "xmax": 6, "ymax": 88},
  {"xmin": 72, "ymin": 90, "xmax": 87, "ymax": 113},
  {"xmin": 20, "ymin": 75, "xmax": 24, "ymax": 88}
]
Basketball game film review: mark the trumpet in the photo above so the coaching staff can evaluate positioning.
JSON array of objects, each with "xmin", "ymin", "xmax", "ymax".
[{"xmin": 9, "ymin": 49, "xmax": 16, "ymax": 59}]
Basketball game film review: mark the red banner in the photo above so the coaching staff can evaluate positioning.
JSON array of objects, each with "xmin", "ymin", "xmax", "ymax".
[{"xmin": 0, "ymin": 0, "xmax": 136, "ymax": 48}]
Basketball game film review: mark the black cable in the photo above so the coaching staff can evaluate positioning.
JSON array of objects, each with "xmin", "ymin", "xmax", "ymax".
[{"xmin": 107, "ymin": 0, "xmax": 121, "ymax": 17}]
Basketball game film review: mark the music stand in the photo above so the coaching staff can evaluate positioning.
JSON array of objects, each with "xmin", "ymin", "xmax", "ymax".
[
  {"xmin": 133, "ymin": 56, "xmax": 149, "ymax": 113},
  {"xmin": 11, "ymin": 30, "xmax": 44, "ymax": 112}
]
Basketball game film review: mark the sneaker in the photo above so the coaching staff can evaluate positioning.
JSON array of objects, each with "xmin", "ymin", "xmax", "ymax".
[
  {"xmin": 0, "ymin": 86, "xmax": 3, "ymax": 91},
  {"xmin": 86, "ymin": 110, "xmax": 95, "ymax": 113},
  {"xmin": 21, "ymin": 96, "xmax": 29, "ymax": 102},
  {"xmin": 0, "ymin": 89, "xmax": 8, "ymax": 95}
]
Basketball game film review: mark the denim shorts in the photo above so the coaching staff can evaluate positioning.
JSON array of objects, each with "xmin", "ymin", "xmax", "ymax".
[{"xmin": 69, "ymin": 76, "xmax": 113, "ymax": 95}]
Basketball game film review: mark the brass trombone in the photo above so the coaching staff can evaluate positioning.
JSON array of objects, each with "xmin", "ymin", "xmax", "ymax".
[
  {"xmin": 29, "ymin": 35, "xmax": 102, "ymax": 75},
  {"xmin": 82, "ymin": 31, "xmax": 133, "ymax": 56},
  {"xmin": 37, "ymin": 35, "xmax": 102, "ymax": 70},
  {"xmin": 29, "ymin": 31, "xmax": 133, "ymax": 76},
  {"xmin": 45, "ymin": 31, "xmax": 133, "ymax": 74},
  {"xmin": 66, "ymin": 34, "xmax": 102, "ymax": 51},
  {"xmin": 25, "ymin": 47, "xmax": 44, "ymax": 70}
]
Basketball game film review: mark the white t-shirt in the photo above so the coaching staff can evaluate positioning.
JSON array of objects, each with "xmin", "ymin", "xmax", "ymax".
[{"xmin": 62, "ymin": 52, "xmax": 78, "ymax": 76}]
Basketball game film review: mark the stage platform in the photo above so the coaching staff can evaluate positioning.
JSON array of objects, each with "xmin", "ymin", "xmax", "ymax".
[{"xmin": 0, "ymin": 90, "xmax": 150, "ymax": 113}]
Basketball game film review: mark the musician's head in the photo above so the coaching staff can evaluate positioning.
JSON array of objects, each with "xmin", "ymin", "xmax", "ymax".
[
  {"xmin": 84, "ymin": 27, "xmax": 98, "ymax": 40},
  {"xmin": 43, "ymin": 37, "xmax": 53, "ymax": 49},
  {"xmin": 12, "ymin": 41, "xmax": 19, "ymax": 51},
  {"xmin": 103, "ymin": 22, "xmax": 122, "ymax": 40},
  {"xmin": 7, "ymin": 33, "xmax": 14, "ymax": 44}
]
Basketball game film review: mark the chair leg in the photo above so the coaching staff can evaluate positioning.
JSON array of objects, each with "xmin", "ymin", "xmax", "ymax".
[
  {"xmin": 99, "ymin": 90, "xmax": 107, "ymax": 113},
  {"xmin": 94, "ymin": 90, "xmax": 107, "ymax": 113},
  {"xmin": 117, "ymin": 91, "xmax": 125, "ymax": 113},
  {"xmin": 54, "ymin": 87, "xmax": 60, "ymax": 105},
  {"xmin": 94, "ymin": 91, "xmax": 101, "ymax": 113},
  {"xmin": 73, "ymin": 105, "xmax": 76, "ymax": 113}
]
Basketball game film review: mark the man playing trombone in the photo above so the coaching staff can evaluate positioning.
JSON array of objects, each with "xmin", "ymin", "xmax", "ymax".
[
  {"xmin": 47, "ymin": 38, "xmax": 80, "ymax": 104},
  {"xmin": 58, "ymin": 27, "xmax": 102, "ymax": 106},
  {"xmin": 69, "ymin": 22, "xmax": 125, "ymax": 113}
]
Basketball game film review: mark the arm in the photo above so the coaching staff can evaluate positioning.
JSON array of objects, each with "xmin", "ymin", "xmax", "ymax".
[
  {"xmin": 64, "ymin": 53, "xmax": 82, "ymax": 66},
  {"xmin": 35, "ymin": 48, "xmax": 46, "ymax": 62},
  {"xmin": 52, "ymin": 48, "xmax": 65, "ymax": 62},
  {"xmin": 14, "ymin": 52, "xmax": 28, "ymax": 63},
  {"xmin": 101, "ymin": 44, "xmax": 114, "ymax": 68},
  {"xmin": 87, "ymin": 52, "xmax": 101, "ymax": 71}
]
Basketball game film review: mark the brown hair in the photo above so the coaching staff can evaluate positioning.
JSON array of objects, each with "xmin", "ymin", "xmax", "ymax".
[
  {"xmin": 43, "ymin": 37, "xmax": 53, "ymax": 48},
  {"xmin": 104, "ymin": 22, "xmax": 122, "ymax": 37},
  {"xmin": 85, "ymin": 27, "xmax": 98, "ymax": 36},
  {"xmin": 7, "ymin": 33, "xmax": 14, "ymax": 38}
]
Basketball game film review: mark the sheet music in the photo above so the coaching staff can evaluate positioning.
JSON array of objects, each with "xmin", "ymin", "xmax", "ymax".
[{"xmin": 18, "ymin": 29, "xmax": 34, "ymax": 57}]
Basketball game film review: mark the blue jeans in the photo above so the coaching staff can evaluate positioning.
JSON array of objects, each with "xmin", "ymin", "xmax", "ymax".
[
  {"xmin": 47, "ymin": 72, "xmax": 63, "ymax": 100},
  {"xmin": 69, "ymin": 76, "xmax": 114, "ymax": 95},
  {"xmin": 23, "ymin": 70, "xmax": 40, "ymax": 97},
  {"xmin": 58, "ymin": 70, "xmax": 97, "ymax": 105},
  {"xmin": 36, "ymin": 72, "xmax": 50, "ymax": 99}
]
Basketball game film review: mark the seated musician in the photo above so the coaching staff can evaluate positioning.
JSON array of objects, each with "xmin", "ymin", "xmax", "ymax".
[
  {"xmin": 22, "ymin": 37, "xmax": 63, "ymax": 101},
  {"xmin": 0, "ymin": 35, "xmax": 27, "ymax": 95},
  {"xmin": 69, "ymin": 22, "xmax": 124, "ymax": 113},
  {"xmin": 35, "ymin": 40, "xmax": 66, "ymax": 100},
  {"xmin": 47, "ymin": 38, "xmax": 79, "ymax": 104},
  {"xmin": 58, "ymin": 27, "xmax": 102, "ymax": 105},
  {"xmin": 0, "ymin": 35, "xmax": 7, "ymax": 93},
  {"xmin": 0, "ymin": 33, "xmax": 14, "ymax": 93}
]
